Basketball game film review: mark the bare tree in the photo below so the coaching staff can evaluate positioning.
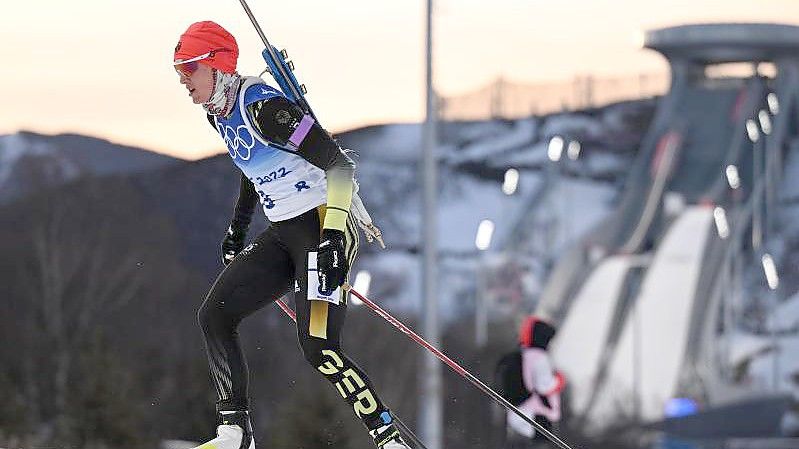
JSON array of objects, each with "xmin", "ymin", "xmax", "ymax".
[{"xmin": 15, "ymin": 186, "xmax": 148, "ymax": 442}]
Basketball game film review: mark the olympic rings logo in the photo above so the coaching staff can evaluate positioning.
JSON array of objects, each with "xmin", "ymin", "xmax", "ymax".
[{"xmin": 218, "ymin": 124, "xmax": 255, "ymax": 160}]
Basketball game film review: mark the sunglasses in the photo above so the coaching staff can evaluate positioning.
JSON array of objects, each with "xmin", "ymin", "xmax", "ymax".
[{"xmin": 173, "ymin": 48, "xmax": 229, "ymax": 77}]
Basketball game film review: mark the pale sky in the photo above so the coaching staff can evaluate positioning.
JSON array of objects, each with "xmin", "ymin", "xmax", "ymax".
[{"xmin": 3, "ymin": 0, "xmax": 798, "ymax": 160}]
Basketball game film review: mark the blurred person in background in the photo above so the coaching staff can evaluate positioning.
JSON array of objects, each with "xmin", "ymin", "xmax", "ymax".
[
  {"xmin": 495, "ymin": 315, "xmax": 565, "ymax": 448},
  {"xmin": 172, "ymin": 20, "xmax": 406, "ymax": 449}
]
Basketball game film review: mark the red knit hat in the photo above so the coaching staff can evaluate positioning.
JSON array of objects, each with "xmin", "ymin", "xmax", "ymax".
[{"xmin": 174, "ymin": 21, "xmax": 238, "ymax": 73}]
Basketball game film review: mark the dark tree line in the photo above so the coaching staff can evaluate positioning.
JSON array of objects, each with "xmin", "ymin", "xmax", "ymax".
[
  {"xmin": 0, "ymin": 177, "xmax": 207, "ymax": 448},
  {"xmin": 0, "ymin": 174, "xmax": 528, "ymax": 449}
]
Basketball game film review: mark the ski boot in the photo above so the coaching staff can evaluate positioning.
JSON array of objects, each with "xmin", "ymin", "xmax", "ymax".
[
  {"xmin": 192, "ymin": 410, "xmax": 255, "ymax": 449},
  {"xmin": 369, "ymin": 411, "xmax": 411, "ymax": 449}
]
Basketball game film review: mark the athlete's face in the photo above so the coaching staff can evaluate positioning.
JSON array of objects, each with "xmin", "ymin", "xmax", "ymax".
[{"xmin": 178, "ymin": 62, "xmax": 214, "ymax": 104}]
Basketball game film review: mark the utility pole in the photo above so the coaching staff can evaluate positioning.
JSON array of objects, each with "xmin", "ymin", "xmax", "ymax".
[{"xmin": 420, "ymin": 0, "xmax": 442, "ymax": 448}]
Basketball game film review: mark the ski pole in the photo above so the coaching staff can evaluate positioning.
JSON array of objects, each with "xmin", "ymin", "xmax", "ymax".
[
  {"xmin": 275, "ymin": 297, "xmax": 296, "ymax": 321},
  {"xmin": 273, "ymin": 298, "xmax": 428, "ymax": 449},
  {"xmin": 341, "ymin": 284, "xmax": 578, "ymax": 449}
]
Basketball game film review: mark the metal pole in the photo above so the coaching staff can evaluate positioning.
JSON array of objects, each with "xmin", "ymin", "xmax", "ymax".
[
  {"xmin": 546, "ymin": 158, "xmax": 558, "ymax": 271},
  {"xmin": 632, "ymin": 294, "xmax": 641, "ymax": 422},
  {"xmin": 563, "ymin": 157, "xmax": 571, "ymax": 244},
  {"xmin": 753, "ymin": 137, "xmax": 763, "ymax": 250},
  {"xmin": 722, "ymin": 253, "xmax": 733, "ymax": 378},
  {"xmin": 476, "ymin": 252, "xmax": 487, "ymax": 347},
  {"xmin": 421, "ymin": 1, "xmax": 442, "ymax": 448},
  {"xmin": 771, "ymin": 289, "xmax": 779, "ymax": 391},
  {"xmin": 765, "ymin": 134, "xmax": 774, "ymax": 239},
  {"xmin": 734, "ymin": 218, "xmax": 743, "ymax": 338}
]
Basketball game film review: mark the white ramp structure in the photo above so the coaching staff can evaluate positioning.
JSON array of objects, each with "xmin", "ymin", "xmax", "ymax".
[
  {"xmin": 536, "ymin": 23, "xmax": 799, "ymax": 436},
  {"xmin": 586, "ymin": 206, "xmax": 714, "ymax": 428},
  {"xmin": 551, "ymin": 255, "xmax": 638, "ymax": 416}
]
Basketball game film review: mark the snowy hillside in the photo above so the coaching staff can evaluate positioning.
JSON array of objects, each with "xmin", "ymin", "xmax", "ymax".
[
  {"xmin": 0, "ymin": 131, "xmax": 179, "ymax": 204},
  {"xmin": 335, "ymin": 102, "xmax": 650, "ymax": 315}
]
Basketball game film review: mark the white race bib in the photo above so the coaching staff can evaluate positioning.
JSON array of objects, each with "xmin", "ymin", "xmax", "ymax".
[{"xmin": 307, "ymin": 251, "xmax": 342, "ymax": 304}]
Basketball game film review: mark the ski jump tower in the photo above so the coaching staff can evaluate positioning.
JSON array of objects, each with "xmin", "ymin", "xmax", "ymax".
[{"xmin": 540, "ymin": 23, "xmax": 799, "ymax": 437}]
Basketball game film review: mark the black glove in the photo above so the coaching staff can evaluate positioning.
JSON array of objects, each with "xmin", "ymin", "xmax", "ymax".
[
  {"xmin": 317, "ymin": 229, "xmax": 348, "ymax": 296},
  {"xmin": 220, "ymin": 226, "xmax": 247, "ymax": 266}
]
